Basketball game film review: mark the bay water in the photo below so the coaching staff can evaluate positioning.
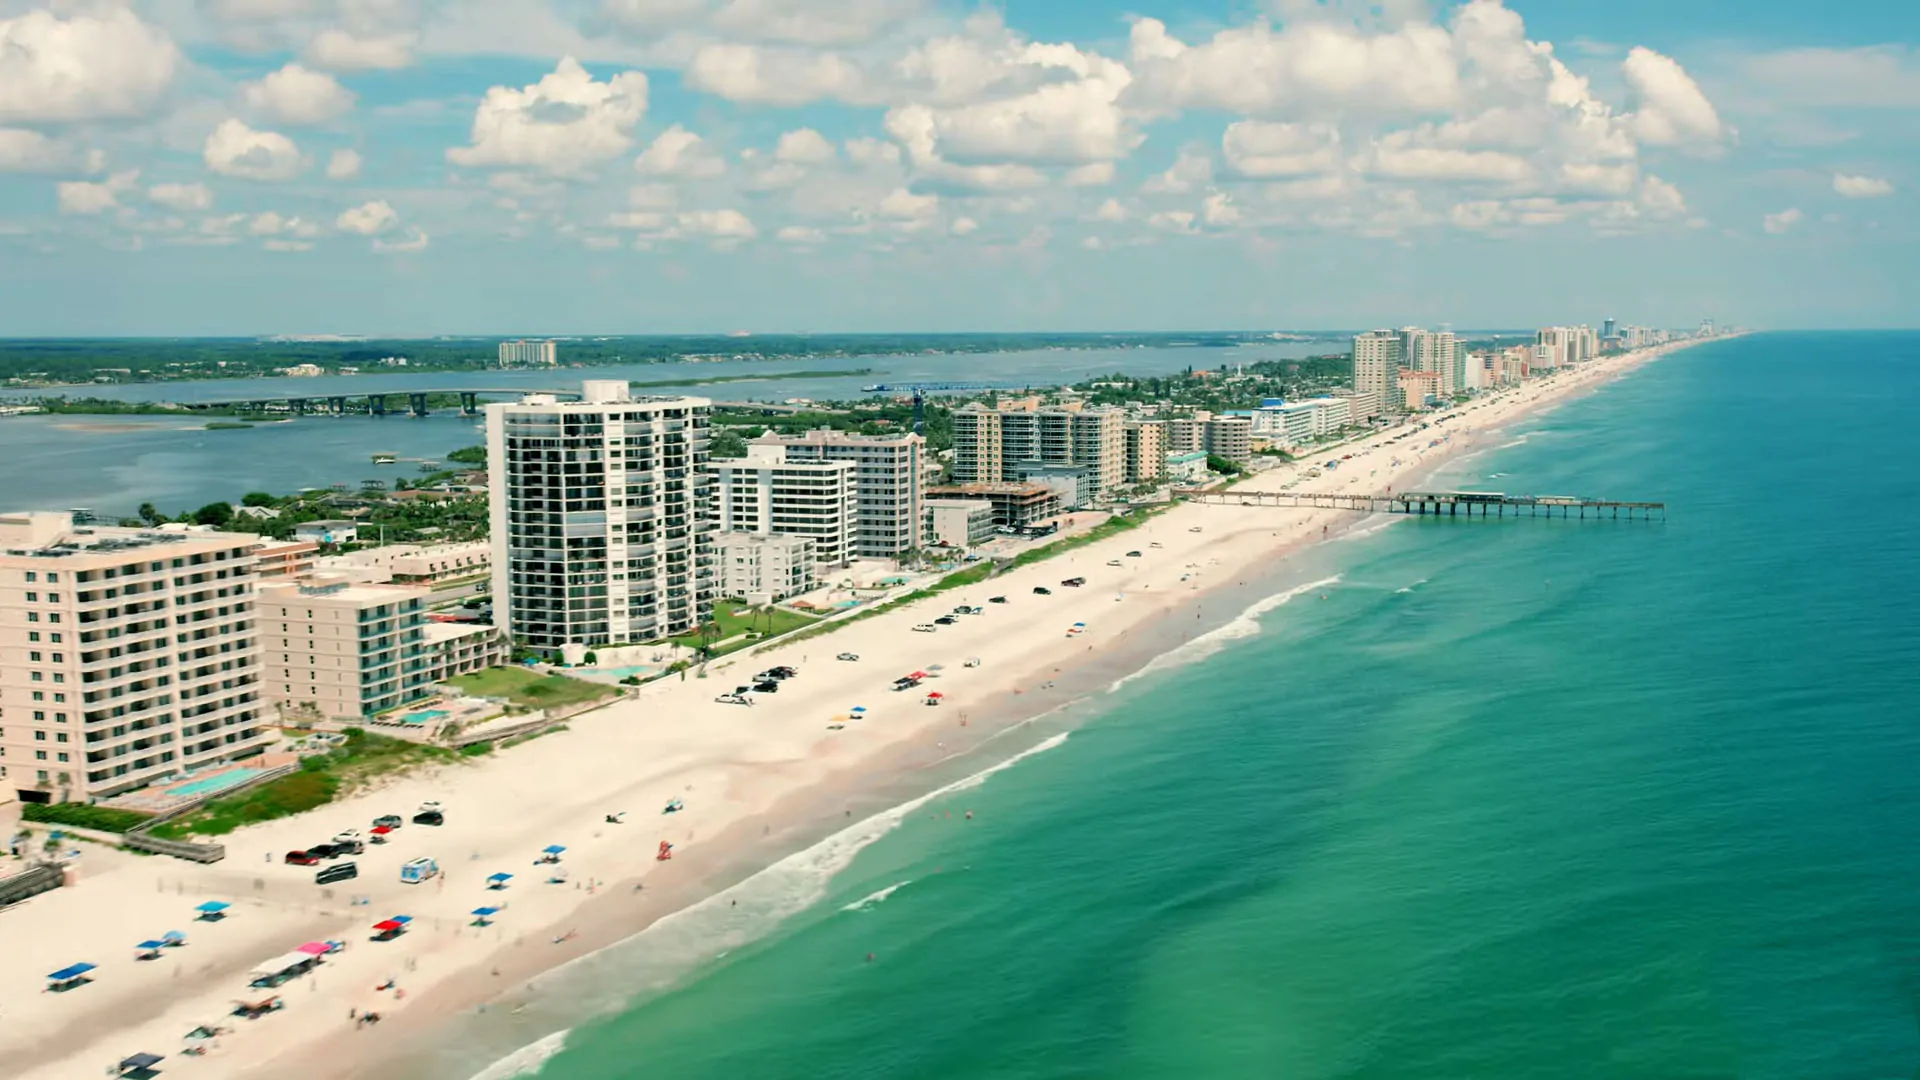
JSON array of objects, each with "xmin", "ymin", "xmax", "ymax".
[{"xmin": 463, "ymin": 332, "xmax": 1920, "ymax": 1079}]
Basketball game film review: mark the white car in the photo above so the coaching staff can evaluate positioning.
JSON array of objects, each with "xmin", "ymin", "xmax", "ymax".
[
  {"xmin": 836, "ymin": 652, "xmax": 859, "ymax": 661},
  {"xmin": 912, "ymin": 624, "xmax": 937, "ymax": 633},
  {"xmin": 332, "ymin": 829, "xmax": 363, "ymax": 845}
]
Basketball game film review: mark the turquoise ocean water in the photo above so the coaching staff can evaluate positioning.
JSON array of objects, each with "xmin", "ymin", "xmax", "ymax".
[{"xmin": 470, "ymin": 332, "xmax": 1920, "ymax": 1079}]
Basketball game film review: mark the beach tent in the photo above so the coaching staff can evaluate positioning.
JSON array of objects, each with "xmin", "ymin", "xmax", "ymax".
[
  {"xmin": 116, "ymin": 1051, "xmax": 164, "ymax": 1077},
  {"xmin": 47, "ymin": 962, "xmax": 95, "ymax": 991},
  {"xmin": 247, "ymin": 952, "xmax": 317, "ymax": 987},
  {"xmin": 295, "ymin": 942, "xmax": 331, "ymax": 957},
  {"xmin": 194, "ymin": 901, "xmax": 230, "ymax": 921},
  {"xmin": 471, "ymin": 906, "xmax": 500, "ymax": 926},
  {"xmin": 371, "ymin": 919, "xmax": 408, "ymax": 941},
  {"xmin": 486, "ymin": 872, "xmax": 513, "ymax": 889},
  {"xmin": 162, "ymin": 931, "xmax": 186, "ymax": 947},
  {"xmin": 136, "ymin": 940, "xmax": 166, "ymax": 960}
]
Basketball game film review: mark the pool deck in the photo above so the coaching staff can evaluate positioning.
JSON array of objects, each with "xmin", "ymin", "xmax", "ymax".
[{"xmin": 100, "ymin": 753, "xmax": 301, "ymax": 814}]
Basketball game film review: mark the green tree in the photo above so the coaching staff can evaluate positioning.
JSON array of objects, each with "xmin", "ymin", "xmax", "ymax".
[
  {"xmin": 1205, "ymin": 454, "xmax": 1245, "ymax": 476},
  {"xmin": 709, "ymin": 430, "xmax": 749, "ymax": 458},
  {"xmin": 241, "ymin": 491, "xmax": 277, "ymax": 507},
  {"xmin": 192, "ymin": 501, "xmax": 233, "ymax": 526},
  {"xmin": 137, "ymin": 502, "xmax": 164, "ymax": 525}
]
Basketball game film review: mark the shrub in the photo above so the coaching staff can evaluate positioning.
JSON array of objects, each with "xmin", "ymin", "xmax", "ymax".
[{"xmin": 21, "ymin": 803, "xmax": 152, "ymax": 833}]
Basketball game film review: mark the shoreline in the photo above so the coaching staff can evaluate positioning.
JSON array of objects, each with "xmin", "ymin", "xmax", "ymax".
[{"xmin": 0, "ymin": 339, "xmax": 1714, "ymax": 1080}]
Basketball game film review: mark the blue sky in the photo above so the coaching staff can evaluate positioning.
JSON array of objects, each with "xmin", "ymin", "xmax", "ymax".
[{"xmin": 0, "ymin": 0, "xmax": 1915, "ymax": 334}]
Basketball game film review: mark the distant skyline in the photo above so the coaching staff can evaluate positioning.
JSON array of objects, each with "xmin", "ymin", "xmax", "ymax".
[{"xmin": 1, "ymin": 0, "xmax": 1915, "ymax": 333}]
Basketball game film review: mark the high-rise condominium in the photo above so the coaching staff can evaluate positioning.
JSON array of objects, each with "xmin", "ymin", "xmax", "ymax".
[
  {"xmin": 0, "ymin": 513, "xmax": 270, "ymax": 805},
  {"xmin": 753, "ymin": 430, "xmax": 926, "ymax": 559},
  {"xmin": 498, "ymin": 339, "xmax": 558, "ymax": 366},
  {"xmin": 487, "ymin": 381, "xmax": 713, "ymax": 653},
  {"xmin": 1352, "ymin": 330, "xmax": 1404, "ymax": 416},
  {"xmin": 950, "ymin": 405, "xmax": 1126, "ymax": 497}
]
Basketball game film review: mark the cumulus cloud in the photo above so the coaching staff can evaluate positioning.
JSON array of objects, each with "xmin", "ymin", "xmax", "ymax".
[
  {"xmin": 1833, "ymin": 173, "xmax": 1894, "ymax": 198},
  {"xmin": 1141, "ymin": 150, "xmax": 1212, "ymax": 194},
  {"xmin": 0, "ymin": 128, "xmax": 70, "ymax": 173},
  {"xmin": 336, "ymin": 199, "xmax": 399, "ymax": 235},
  {"xmin": 249, "ymin": 211, "xmax": 321, "ymax": 239},
  {"xmin": 0, "ymin": 8, "xmax": 182, "ymax": 124},
  {"xmin": 204, "ymin": 119, "xmax": 305, "ymax": 181},
  {"xmin": 878, "ymin": 187, "xmax": 939, "ymax": 221},
  {"xmin": 374, "ymin": 226, "xmax": 430, "ymax": 252},
  {"xmin": 634, "ymin": 125, "xmax": 726, "ymax": 179},
  {"xmin": 1222, "ymin": 121, "xmax": 1342, "ymax": 179},
  {"xmin": 306, "ymin": 29, "xmax": 415, "ymax": 71},
  {"xmin": 243, "ymin": 63, "xmax": 356, "ymax": 125},
  {"xmin": 685, "ymin": 44, "xmax": 867, "ymax": 106},
  {"xmin": 149, "ymin": 182, "xmax": 214, "ymax": 212},
  {"xmin": 57, "ymin": 170, "xmax": 139, "ymax": 215},
  {"xmin": 676, "ymin": 208, "xmax": 756, "ymax": 240},
  {"xmin": 1621, "ymin": 46, "xmax": 1723, "ymax": 146},
  {"xmin": 950, "ymin": 216, "xmax": 979, "ymax": 235},
  {"xmin": 448, "ymin": 58, "xmax": 649, "ymax": 177},
  {"xmin": 1762, "ymin": 207, "xmax": 1803, "ymax": 234},
  {"xmin": 776, "ymin": 223, "xmax": 824, "ymax": 243},
  {"xmin": 774, "ymin": 128, "xmax": 836, "ymax": 165},
  {"xmin": 325, "ymin": 148, "xmax": 363, "ymax": 180},
  {"xmin": 601, "ymin": 0, "xmax": 924, "ymax": 46}
]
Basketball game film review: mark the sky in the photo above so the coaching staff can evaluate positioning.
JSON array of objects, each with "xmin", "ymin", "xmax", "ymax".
[{"xmin": 0, "ymin": 0, "xmax": 1916, "ymax": 335}]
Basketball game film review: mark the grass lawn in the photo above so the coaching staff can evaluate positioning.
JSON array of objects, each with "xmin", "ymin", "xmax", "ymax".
[
  {"xmin": 151, "ymin": 728, "xmax": 463, "ymax": 839},
  {"xmin": 22, "ymin": 803, "xmax": 153, "ymax": 833},
  {"xmin": 669, "ymin": 601, "xmax": 819, "ymax": 655},
  {"xmin": 445, "ymin": 666, "xmax": 617, "ymax": 710}
]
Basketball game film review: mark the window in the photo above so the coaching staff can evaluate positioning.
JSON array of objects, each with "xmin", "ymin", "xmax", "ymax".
[
  {"xmin": 52, "ymin": 694, "xmax": 63, "ymax": 703},
  {"xmin": 35, "ymin": 750, "xmax": 46, "ymax": 760},
  {"xmin": 28, "ymin": 651, "xmax": 40, "ymax": 662},
  {"xmin": 24, "ymin": 592, "xmax": 36, "ymax": 602},
  {"xmin": 30, "ymin": 672, "xmax": 41, "ymax": 682},
  {"xmin": 34, "ymin": 731, "xmax": 45, "ymax": 741},
  {"xmin": 56, "ymin": 753, "xmax": 67, "ymax": 763},
  {"xmin": 49, "ymin": 634, "xmax": 60, "ymax": 643},
  {"xmin": 51, "ymin": 653, "xmax": 61, "ymax": 663},
  {"xmin": 55, "ymin": 733, "xmax": 66, "ymax": 743},
  {"xmin": 25, "ymin": 571, "xmax": 36, "ymax": 582},
  {"xmin": 47, "ymin": 593, "xmax": 60, "ymax": 602},
  {"xmin": 47, "ymin": 572, "xmax": 58, "ymax": 583},
  {"xmin": 27, "ymin": 632, "xmax": 38, "ymax": 643},
  {"xmin": 30, "ymin": 691, "xmax": 42, "ymax": 702},
  {"xmin": 25, "ymin": 612, "xmax": 36, "ymax": 623},
  {"xmin": 33, "ymin": 711, "xmax": 43, "ymax": 721}
]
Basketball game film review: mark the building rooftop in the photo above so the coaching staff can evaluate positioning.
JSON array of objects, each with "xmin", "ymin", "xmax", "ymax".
[
  {"xmin": 925, "ymin": 482, "xmax": 1056, "ymax": 497},
  {"xmin": 258, "ymin": 573, "xmax": 428, "ymax": 605},
  {"xmin": 0, "ymin": 511, "xmax": 256, "ymax": 560}
]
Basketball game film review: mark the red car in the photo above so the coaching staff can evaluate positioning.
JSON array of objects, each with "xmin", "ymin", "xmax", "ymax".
[{"xmin": 284, "ymin": 850, "xmax": 319, "ymax": 866}]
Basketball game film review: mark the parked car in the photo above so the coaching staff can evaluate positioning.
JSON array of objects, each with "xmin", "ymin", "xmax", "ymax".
[
  {"xmin": 284, "ymin": 850, "xmax": 319, "ymax": 866},
  {"xmin": 953, "ymin": 605, "xmax": 973, "ymax": 614},
  {"xmin": 1126, "ymin": 551, "xmax": 1142, "ymax": 558},
  {"xmin": 411, "ymin": 809, "xmax": 445, "ymax": 827},
  {"xmin": 372, "ymin": 814, "xmax": 403, "ymax": 831},
  {"xmin": 316, "ymin": 862, "xmax": 358, "ymax": 886},
  {"xmin": 1033, "ymin": 587, "xmax": 1052, "ymax": 595},
  {"xmin": 934, "ymin": 616, "xmax": 958, "ymax": 625},
  {"xmin": 1062, "ymin": 577, "xmax": 1087, "ymax": 587},
  {"xmin": 331, "ymin": 839, "xmax": 365, "ymax": 856},
  {"xmin": 332, "ymin": 829, "xmax": 363, "ymax": 846},
  {"xmin": 714, "ymin": 693, "xmax": 753, "ymax": 706},
  {"xmin": 912, "ymin": 624, "xmax": 937, "ymax": 632},
  {"xmin": 769, "ymin": 666, "xmax": 798, "ymax": 678},
  {"xmin": 836, "ymin": 652, "xmax": 860, "ymax": 661},
  {"xmin": 753, "ymin": 680, "xmax": 780, "ymax": 693},
  {"xmin": 306, "ymin": 843, "xmax": 339, "ymax": 860},
  {"xmin": 1106, "ymin": 559, "xmax": 1123, "ymax": 566},
  {"xmin": 988, "ymin": 596, "xmax": 1008, "ymax": 604}
]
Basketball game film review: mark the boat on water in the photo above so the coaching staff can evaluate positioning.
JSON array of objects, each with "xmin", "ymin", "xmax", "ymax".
[
  {"xmin": 371, "ymin": 452, "xmax": 397, "ymax": 464},
  {"xmin": 861, "ymin": 384, "xmax": 884, "ymax": 392}
]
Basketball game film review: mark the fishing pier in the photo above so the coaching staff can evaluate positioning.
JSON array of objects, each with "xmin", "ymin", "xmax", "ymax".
[{"xmin": 1175, "ymin": 489, "xmax": 1666, "ymax": 521}]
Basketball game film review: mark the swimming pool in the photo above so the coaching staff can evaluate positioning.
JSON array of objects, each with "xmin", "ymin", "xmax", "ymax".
[
  {"xmin": 593, "ymin": 665, "xmax": 656, "ymax": 679},
  {"xmin": 401, "ymin": 708, "xmax": 450, "ymax": 725},
  {"xmin": 168, "ymin": 768, "xmax": 265, "ymax": 798}
]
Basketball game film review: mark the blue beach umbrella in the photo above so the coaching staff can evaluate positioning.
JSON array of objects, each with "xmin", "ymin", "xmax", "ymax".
[
  {"xmin": 390, "ymin": 915, "xmax": 412, "ymax": 925},
  {"xmin": 162, "ymin": 930, "xmax": 186, "ymax": 945},
  {"xmin": 542, "ymin": 845, "xmax": 566, "ymax": 855},
  {"xmin": 486, "ymin": 872, "xmax": 513, "ymax": 888},
  {"xmin": 470, "ymin": 906, "xmax": 500, "ymax": 926},
  {"xmin": 194, "ymin": 901, "xmax": 230, "ymax": 920},
  {"xmin": 850, "ymin": 706, "xmax": 867, "ymax": 713}
]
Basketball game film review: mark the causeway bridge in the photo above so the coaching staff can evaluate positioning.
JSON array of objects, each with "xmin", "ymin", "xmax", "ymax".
[
  {"xmin": 1176, "ymin": 489, "xmax": 1666, "ymax": 521},
  {"xmin": 177, "ymin": 387, "xmax": 582, "ymax": 417}
]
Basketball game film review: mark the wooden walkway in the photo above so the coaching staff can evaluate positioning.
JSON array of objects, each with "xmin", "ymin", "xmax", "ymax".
[{"xmin": 1174, "ymin": 489, "xmax": 1666, "ymax": 521}]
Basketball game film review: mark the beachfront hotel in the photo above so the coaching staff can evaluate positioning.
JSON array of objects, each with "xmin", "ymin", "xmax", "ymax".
[
  {"xmin": 0, "ymin": 512, "xmax": 271, "ymax": 805},
  {"xmin": 949, "ymin": 403, "xmax": 1127, "ymax": 498},
  {"xmin": 486, "ymin": 381, "xmax": 714, "ymax": 654},
  {"xmin": 751, "ymin": 429, "xmax": 927, "ymax": 560},
  {"xmin": 257, "ymin": 573, "xmax": 431, "ymax": 722},
  {"xmin": 1352, "ymin": 331, "xmax": 1405, "ymax": 417},
  {"xmin": 711, "ymin": 445, "xmax": 858, "ymax": 567}
]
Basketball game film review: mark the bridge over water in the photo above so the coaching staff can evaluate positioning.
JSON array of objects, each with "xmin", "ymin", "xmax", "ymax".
[
  {"xmin": 173, "ymin": 389, "xmax": 814, "ymax": 417},
  {"xmin": 1176, "ymin": 488, "xmax": 1666, "ymax": 521}
]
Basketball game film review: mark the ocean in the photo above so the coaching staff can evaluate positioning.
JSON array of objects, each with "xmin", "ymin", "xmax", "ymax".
[{"xmin": 451, "ymin": 332, "xmax": 1920, "ymax": 1079}]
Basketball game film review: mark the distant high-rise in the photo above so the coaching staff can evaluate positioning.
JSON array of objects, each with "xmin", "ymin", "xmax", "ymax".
[
  {"xmin": 1352, "ymin": 330, "xmax": 1404, "ymax": 416},
  {"xmin": 753, "ymin": 429, "xmax": 927, "ymax": 559},
  {"xmin": 950, "ymin": 404, "xmax": 1126, "ymax": 498},
  {"xmin": 486, "ymin": 381, "xmax": 712, "ymax": 653},
  {"xmin": 1603, "ymin": 317, "xmax": 1617, "ymax": 339},
  {"xmin": 498, "ymin": 339, "xmax": 557, "ymax": 367},
  {"xmin": 1402, "ymin": 329, "xmax": 1460, "ymax": 394}
]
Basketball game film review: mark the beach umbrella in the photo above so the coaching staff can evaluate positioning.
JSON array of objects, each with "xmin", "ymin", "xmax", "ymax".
[
  {"xmin": 486, "ymin": 872, "xmax": 513, "ymax": 888},
  {"xmin": 542, "ymin": 845, "xmax": 566, "ymax": 856},
  {"xmin": 136, "ymin": 940, "xmax": 166, "ymax": 958},
  {"xmin": 470, "ymin": 906, "xmax": 500, "ymax": 926},
  {"xmin": 372, "ymin": 920, "xmax": 405, "ymax": 934},
  {"xmin": 47, "ymin": 962, "xmax": 95, "ymax": 989},
  {"xmin": 295, "ymin": 942, "xmax": 331, "ymax": 956},
  {"xmin": 162, "ymin": 931, "xmax": 186, "ymax": 945},
  {"xmin": 910, "ymin": 671, "xmax": 928, "ymax": 679},
  {"xmin": 850, "ymin": 706, "xmax": 867, "ymax": 713},
  {"xmin": 194, "ymin": 901, "xmax": 230, "ymax": 920},
  {"xmin": 1073, "ymin": 622, "xmax": 1086, "ymax": 627},
  {"xmin": 118, "ymin": 1051, "xmax": 164, "ymax": 1073},
  {"xmin": 390, "ymin": 915, "xmax": 412, "ymax": 925},
  {"xmin": 926, "ymin": 691, "xmax": 944, "ymax": 699}
]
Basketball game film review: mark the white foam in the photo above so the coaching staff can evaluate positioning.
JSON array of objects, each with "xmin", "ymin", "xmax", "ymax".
[
  {"xmin": 1394, "ymin": 578, "xmax": 1429, "ymax": 594},
  {"xmin": 467, "ymin": 1029, "xmax": 571, "ymax": 1080},
  {"xmin": 463, "ymin": 733, "xmax": 1072, "ymax": 1080},
  {"xmin": 842, "ymin": 879, "xmax": 913, "ymax": 912},
  {"xmin": 1108, "ymin": 576, "xmax": 1341, "ymax": 693},
  {"xmin": 1329, "ymin": 518, "xmax": 1403, "ymax": 544}
]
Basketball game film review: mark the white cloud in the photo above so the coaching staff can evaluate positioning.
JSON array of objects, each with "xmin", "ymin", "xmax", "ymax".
[
  {"xmin": 1064, "ymin": 162, "xmax": 1114, "ymax": 186},
  {"xmin": 0, "ymin": 128, "xmax": 69, "ymax": 173},
  {"xmin": 448, "ymin": 59, "xmax": 649, "ymax": 176},
  {"xmin": 263, "ymin": 238, "xmax": 315, "ymax": 252},
  {"xmin": 149, "ymin": 182, "xmax": 213, "ymax": 212},
  {"xmin": 1621, "ymin": 46, "xmax": 1723, "ymax": 147},
  {"xmin": 878, "ymin": 187, "xmax": 939, "ymax": 221},
  {"xmin": 684, "ymin": 44, "xmax": 868, "ymax": 106},
  {"xmin": 1146, "ymin": 209, "xmax": 1196, "ymax": 233},
  {"xmin": 249, "ymin": 212, "xmax": 322, "ymax": 239},
  {"xmin": 1361, "ymin": 143, "xmax": 1534, "ymax": 183},
  {"xmin": 306, "ymin": 29, "xmax": 416, "ymax": 71},
  {"xmin": 1736, "ymin": 46, "xmax": 1920, "ymax": 110},
  {"xmin": 776, "ymin": 224, "xmax": 824, "ymax": 243},
  {"xmin": 1126, "ymin": 15, "xmax": 1459, "ymax": 117},
  {"xmin": 0, "ymin": 8, "xmax": 181, "ymax": 124},
  {"xmin": 1094, "ymin": 197, "xmax": 1126, "ymax": 222},
  {"xmin": 204, "ymin": 119, "xmax": 305, "ymax": 181},
  {"xmin": 634, "ymin": 125, "xmax": 726, "ymax": 179},
  {"xmin": 950, "ymin": 216, "xmax": 979, "ymax": 235},
  {"xmin": 1202, "ymin": 191, "xmax": 1242, "ymax": 227},
  {"xmin": 885, "ymin": 42, "xmax": 1139, "ymax": 167},
  {"xmin": 1141, "ymin": 150, "xmax": 1211, "ymax": 194},
  {"xmin": 675, "ymin": 209, "xmax": 757, "ymax": 243},
  {"xmin": 1833, "ymin": 173, "xmax": 1894, "ymax": 198},
  {"xmin": 374, "ymin": 226, "xmax": 430, "ymax": 252},
  {"xmin": 243, "ymin": 63, "xmax": 356, "ymax": 125},
  {"xmin": 1762, "ymin": 208, "xmax": 1802, "ymax": 234},
  {"xmin": 1222, "ymin": 121, "xmax": 1342, "ymax": 179},
  {"xmin": 601, "ymin": 0, "xmax": 924, "ymax": 46},
  {"xmin": 336, "ymin": 199, "xmax": 399, "ymax": 235},
  {"xmin": 1639, "ymin": 175, "xmax": 1686, "ymax": 216},
  {"xmin": 326, "ymin": 148, "xmax": 363, "ymax": 180},
  {"xmin": 57, "ymin": 170, "xmax": 139, "ymax": 215},
  {"xmin": 774, "ymin": 128, "xmax": 836, "ymax": 165}
]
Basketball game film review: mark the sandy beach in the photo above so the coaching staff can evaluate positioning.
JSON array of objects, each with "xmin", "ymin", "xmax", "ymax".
[{"xmin": 0, "ymin": 341, "xmax": 1706, "ymax": 1080}]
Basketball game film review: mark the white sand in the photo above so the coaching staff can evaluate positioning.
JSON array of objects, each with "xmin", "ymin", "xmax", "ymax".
[{"xmin": 0, "ymin": 342, "xmax": 1706, "ymax": 1079}]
